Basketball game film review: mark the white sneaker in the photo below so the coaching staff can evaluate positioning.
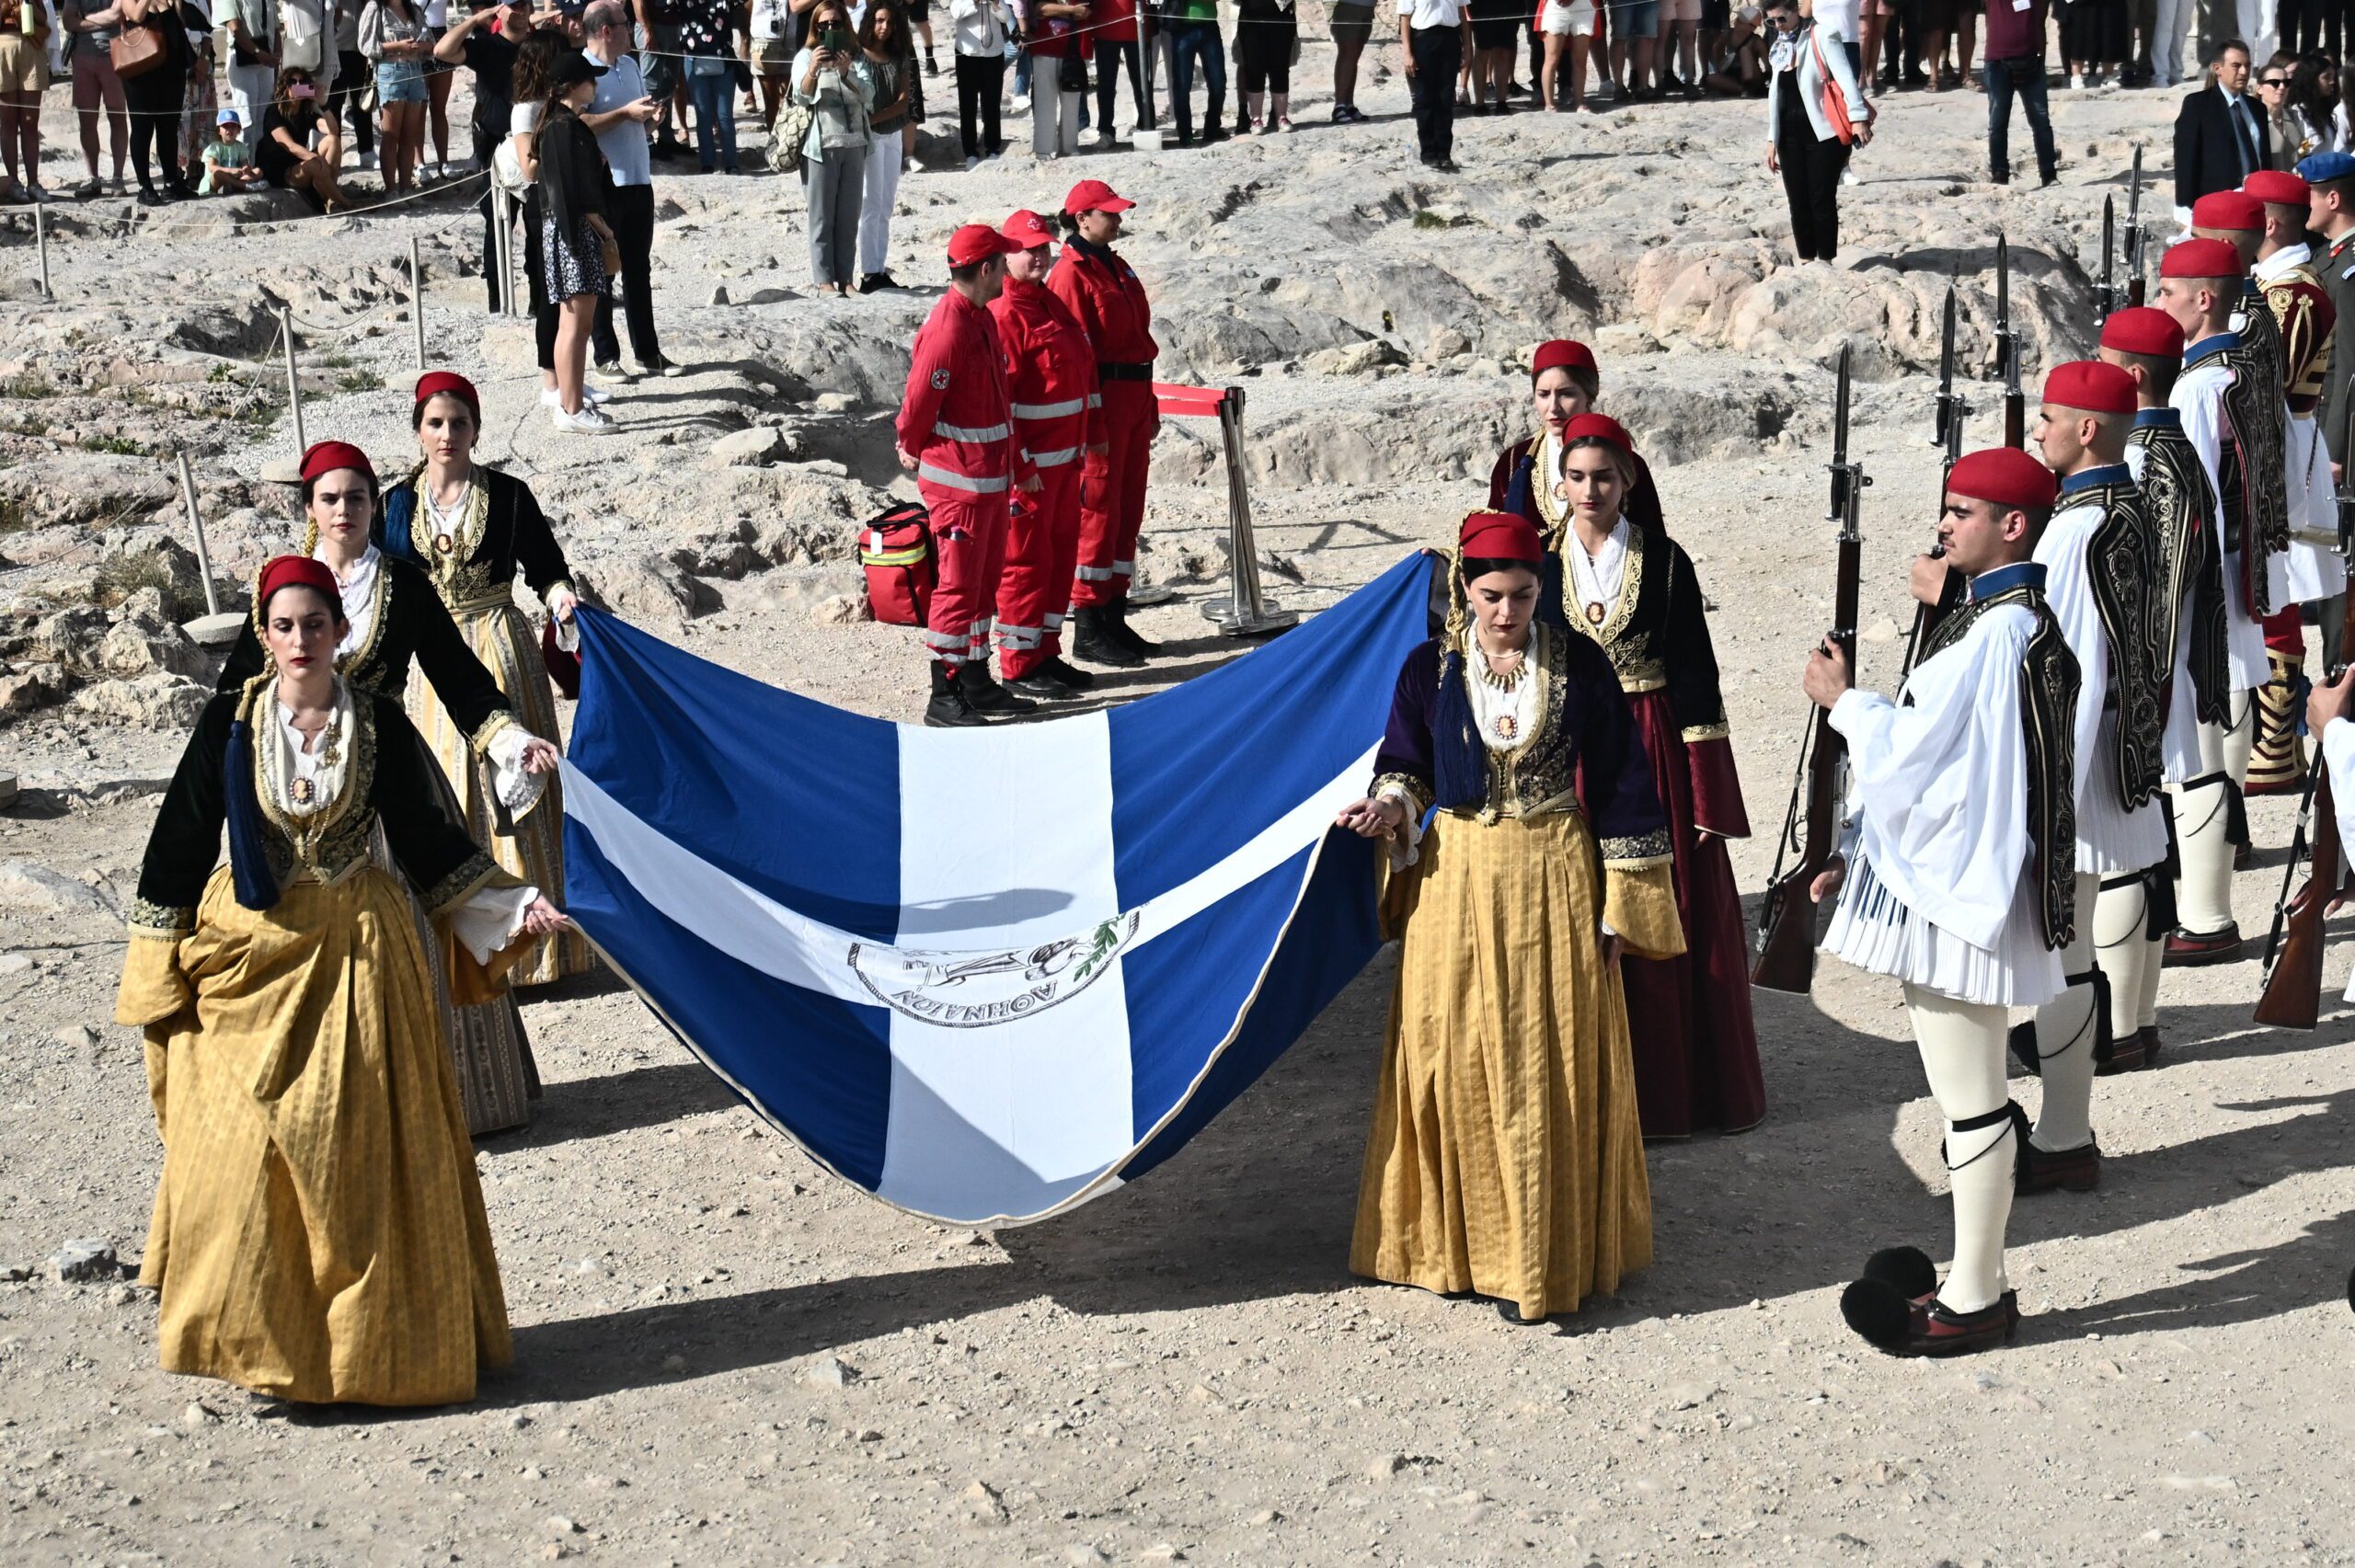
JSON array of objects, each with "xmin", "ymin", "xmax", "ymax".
[
  {"xmin": 550, "ymin": 404, "xmax": 616, "ymax": 433},
  {"xmin": 541, "ymin": 385, "xmax": 611, "ymax": 408},
  {"xmin": 965, "ymin": 154, "xmax": 982, "ymax": 170},
  {"xmin": 1011, "ymin": 95, "xmax": 1030, "ymax": 113}
]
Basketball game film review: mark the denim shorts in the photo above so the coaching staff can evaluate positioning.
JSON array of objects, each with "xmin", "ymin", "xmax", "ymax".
[
  {"xmin": 376, "ymin": 61, "xmax": 428, "ymax": 103},
  {"xmin": 1615, "ymin": 0, "xmax": 1661, "ymax": 36}
]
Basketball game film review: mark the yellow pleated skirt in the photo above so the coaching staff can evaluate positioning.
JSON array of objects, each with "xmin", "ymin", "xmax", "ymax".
[
  {"xmin": 120, "ymin": 865, "xmax": 512, "ymax": 1406},
  {"xmin": 1350, "ymin": 809, "xmax": 1680, "ymax": 1321},
  {"xmin": 409, "ymin": 601, "xmax": 591, "ymax": 985}
]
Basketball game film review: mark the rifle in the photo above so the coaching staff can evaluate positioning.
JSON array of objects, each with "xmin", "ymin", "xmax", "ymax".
[
  {"xmin": 2096, "ymin": 195, "xmax": 2119, "ymax": 323},
  {"xmin": 1905, "ymin": 286, "xmax": 1969, "ymax": 679},
  {"xmin": 1996, "ymin": 233, "xmax": 2026, "ymax": 448},
  {"xmin": 1752, "ymin": 344, "xmax": 1869, "ymax": 994},
  {"xmin": 2124, "ymin": 147, "xmax": 2147, "ymax": 308},
  {"xmin": 2254, "ymin": 402, "xmax": 2355, "ymax": 1027}
]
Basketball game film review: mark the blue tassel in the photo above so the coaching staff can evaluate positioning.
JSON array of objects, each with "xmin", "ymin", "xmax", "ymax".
[
  {"xmin": 225, "ymin": 716, "xmax": 281, "ymax": 911},
  {"xmin": 377, "ymin": 484, "xmax": 419, "ymax": 566},
  {"xmin": 1430, "ymin": 649, "xmax": 1490, "ymax": 811},
  {"xmin": 1500, "ymin": 453, "xmax": 1534, "ymax": 520}
]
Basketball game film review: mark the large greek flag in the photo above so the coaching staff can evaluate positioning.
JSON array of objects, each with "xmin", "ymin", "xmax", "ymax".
[{"xmin": 559, "ymin": 553, "xmax": 1430, "ymax": 1227}]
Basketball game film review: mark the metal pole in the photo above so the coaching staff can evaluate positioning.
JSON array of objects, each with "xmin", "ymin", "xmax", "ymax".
[
  {"xmin": 1200, "ymin": 386, "xmax": 1298, "ymax": 637},
  {"xmin": 176, "ymin": 450, "xmax": 222, "ymax": 618},
  {"xmin": 279, "ymin": 306, "xmax": 305, "ymax": 454},
  {"xmin": 410, "ymin": 237, "xmax": 428, "ymax": 369},
  {"xmin": 33, "ymin": 199, "xmax": 50, "ymax": 301},
  {"xmin": 493, "ymin": 187, "xmax": 514, "ymax": 316}
]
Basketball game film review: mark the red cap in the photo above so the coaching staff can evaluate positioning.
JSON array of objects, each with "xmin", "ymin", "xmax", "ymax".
[
  {"xmin": 2043, "ymin": 360, "xmax": 2137, "ymax": 417},
  {"xmin": 947, "ymin": 223, "xmax": 1022, "ymax": 268},
  {"xmin": 1063, "ymin": 177, "xmax": 1134, "ymax": 216},
  {"xmin": 2098, "ymin": 305, "xmax": 2188, "ymax": 358},
  {"xmin": 2161, "ymin": 237, "xmax": 2246, "ymax": 280},
  {"xmin": 298, "ymin": 440, "xmax": 374, "ymax": 486},
  {"xmin": 414, "ymin": 370, "xmax": 480, "ymax": 418},
  {"xmin": 1561, "ymin": 412, "xmax": 1634, "ymax": 454},
  {"xmin": 1458, "ymin": 510, "xmax": 1545, "ymax": 565},
  {"xmin": 2245, "ymin": 168, "xmax": 2312, "ymax": 208},
  {"xmin": 2190, "ymin": 190, "xmax": 2264, "ymax": 232},
  {"xmin": 258, "ymin": 554, "xmax": 342, "ymax": 614},
  {"xmin": 1530, "ymin": 339, "xmax": 1597, "ymax": 377},
  {"xmin": 1947, "ymin": 447, "xmax": 2059, "ymax": 512},
  {"xmin": 1001, "ymin": 209, "xmax": 1058, "ymax": 250}
]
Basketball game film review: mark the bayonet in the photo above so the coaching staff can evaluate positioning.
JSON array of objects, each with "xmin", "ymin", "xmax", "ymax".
[
  {"xmin": 2126, "ymin": 147, "xmax": 2147, "ymax": 307},
  {"xmin": 1996, "ymin": 233, "xmax": 2026, "ymax": 447},
  {"xmin": 2097, "ymin": 194, "xmax": 2118, "ymax": 322}
]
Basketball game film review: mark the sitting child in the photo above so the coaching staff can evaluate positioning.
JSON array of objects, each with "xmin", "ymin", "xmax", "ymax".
[{"xmin": 200, "ymin": 109, "xmax": 265, "ymax": 196}]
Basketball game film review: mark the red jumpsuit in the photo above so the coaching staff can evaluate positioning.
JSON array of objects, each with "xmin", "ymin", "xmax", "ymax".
[
  {"xmin": 991, "ymin": 276, "xmax": 1102, "ymax": 680},
  {"xmin": 896, "ymin": 290, "xmax": 1016, "ymax": 670},
  {"xmin": 1047, "ymin": 236, "xmax": 1158, "ymax": 610}
]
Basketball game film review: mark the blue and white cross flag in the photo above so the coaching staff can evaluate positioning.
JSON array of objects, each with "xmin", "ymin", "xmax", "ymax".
[{"xmin": 558, "ymin": 552, "xmax": 1431, "ymax": 1226}]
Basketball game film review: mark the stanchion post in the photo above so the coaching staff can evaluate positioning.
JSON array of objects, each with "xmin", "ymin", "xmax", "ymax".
[
  {"xmin": 279, "ymin": 305, "xmax": 305, "ymax": 454},
  {"xmin": 176, "ymin": 450, "xmax": 223, "ymax": 618},
  {"xmin": 33, "ymin": 199, "xmax": 51, "ymax": 300},
  {"xmin": 410, "ymin": 237, "xmax": 428, "ymax": 368},
  {"xmin": 1201, "ymin": 385, "xmax": 1298, "ymax": 637}
]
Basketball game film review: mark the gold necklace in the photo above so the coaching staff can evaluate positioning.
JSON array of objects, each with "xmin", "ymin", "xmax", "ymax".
[
  {"xmin": 287, "ymin": 708, "xmax": 340, "ymax": 806},
  {"xmin": 1471, "ymin": 634, "xmax": 1531, "ymax": 741}
]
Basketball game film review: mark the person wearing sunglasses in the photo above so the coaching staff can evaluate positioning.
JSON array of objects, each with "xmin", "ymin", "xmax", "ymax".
[{"xmin": 2255, "ymin": 55, "xmax": 2301, "ymax": 169}]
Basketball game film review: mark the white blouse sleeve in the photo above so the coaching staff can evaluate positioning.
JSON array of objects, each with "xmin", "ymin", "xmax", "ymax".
[
  {"xmin": 448, "ymin": 880, "xmax": 543, "ymax": 965},
  {"xmin": 484, "ymin": 724, "xmax": 550, "ymax": 820},
  {"xmin": 1371, "ymin": 776, "xmax": 1426, "ymax": 870}
]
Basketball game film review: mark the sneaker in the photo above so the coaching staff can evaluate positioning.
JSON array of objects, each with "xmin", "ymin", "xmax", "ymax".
[
  {"xmin": 550, "ymin": 404, "xmax": 617, "ymax": 433},
  {"xmin": 925, "ymin": 52, "xmax": 939, "ymax": 77},
  {"xmin": 1012, "ymin": 94, "xmax": 1031, "ymax": 113},
  {"xmin": 595, "ymin": 358, "xmax": 626, "ymax": 379},
  {"xmin": 1096, "ymin": 127, "xmax": 1120, "ymax": 148},
  {"xmin": 540, "ymin": 384, "xmax": 611, "ymax": 408},
  {"xmin": 965, "ymin": 154, "xmax": 982, "ymax": 170},
  {"xmin": 75, "ymin": 177, "xmax": 103, "ymax": 200}
]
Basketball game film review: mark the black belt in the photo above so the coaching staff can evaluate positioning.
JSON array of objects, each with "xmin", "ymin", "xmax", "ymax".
[{"xmin": 1098, "ymin": 362, "xmax": 1155, "ymax": 382}]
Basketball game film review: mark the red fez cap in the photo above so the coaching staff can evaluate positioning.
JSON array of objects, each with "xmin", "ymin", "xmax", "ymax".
[
  {"xmin": 2098, "ymin": 305, "xmax": 2188, "ymax": 357},
  {"xmin": 2161, "ymin": 237, "xmax": 2246, "ymax": 280},
  {"xmin": 298, "ymin": 440, "xmax": 373, "ymax": 485},
  {"xmin": 1530, "ymin": 339, "xmax": 1597, "ymax": 378},
  {"xmin": 258, "ymin": 554, "xmax": 342, "ymax": 613},
  {"xmin": 2191, "ymin": 190, "xmax": 2264, "ymax": 232},
  {"xmin": 947, "ymin": 223, "xmax": 1021, "ymax": 268},
  {"xmin": 414, "ymin": 370, "xmax": 480, "ymax": 418},
  {"xmin": 1001, "ymin": 209, "xmax": 1057, "ymax": 249},
  {"xmin": 1947, "ymin": 447, "xmax": 2058, "ymax": 512},
  {"xmin": 1561, "ymin": 412, "xmax": 1634, "ymax": 453},
  {"xmin": 2043, "ymin": 360, "xmax": 2137, "ymax": 417},
  {"xmin": 1063, "ymin": 177, "xmax": 1134, "ymax": 215},
  {"xmin": 2245, "ymin": 168, "xmax": 2311, "ymax": 207},
  {"xmin": 1458, "ymin": 510, "xmax": 1545, "ymax": 565}
]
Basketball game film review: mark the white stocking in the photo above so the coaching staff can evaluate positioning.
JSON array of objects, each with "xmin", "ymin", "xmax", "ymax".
[
  {"xmin": 2095, "ymin": 873, "xmax": 2157, "ymax": 1036},
  {"xmin": 1904, "ymin": 982, "xmax": 2014, "ymax": 1314},
  {"xmin": 2170, "ymin": 710, "xmax": 2240, "ymax": 935},
  {"xmin": 2028, "ymin": 873, "xmax": 2102, "ymax": 1152}
]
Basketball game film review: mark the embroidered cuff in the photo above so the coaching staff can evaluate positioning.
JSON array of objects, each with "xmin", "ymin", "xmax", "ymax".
[
  {"xmin": 1371, "ymin": 772, "xmax": 1431, "ymax": 819},
  {"xmin": 469, "ymin": 710, "xmax": 523, "ymax": 758},
  {"xmin": 542, "ymin": 578, "xmax": 576, "ymax": 613},
  {"xmin": 1680, "ymin": 721, "xmax": 1730, "ymax": 743},
  {"xmin": 126, "ymin": 897, "xmax": 195, "ymax": 939},
  {"xmin": 420, "ymin": 852, "xmax": 510, "ymax": 917},
  {"xmin": 1598, "ymin": 827, "xmax": 1674, "ymax": 869}
]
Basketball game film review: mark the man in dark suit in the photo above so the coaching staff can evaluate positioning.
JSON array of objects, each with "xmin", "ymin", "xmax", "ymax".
[{"xmin": 2174, "ymin": 40, "xmax": 2265, "ymax": 221}]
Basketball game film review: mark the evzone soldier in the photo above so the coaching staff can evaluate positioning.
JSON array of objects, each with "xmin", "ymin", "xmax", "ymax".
[
  {"xmin": 2245, "ymin": 169, "xmax": 2342, "ymax": 795},
  {"xmin": 1809, "ymin": 448, "xmax": 2081, "ymax": 1356},
  {"xmin": 2099, "ymin": 306, "xmax": 2229, "ymax": 1066},
  {"xmin": 1488, "ymin": 341, "xmax": 1669, "ymax": 534},
  {"xmin": 2154, "ymin": 237, "xmax": 2284, "ymax": 964},
  {"xmin": 990, "ymin": 209, "xmax": 1107, "ymax": 702},
  {"xmin": 1994, "ymin": 364, "xmax": 2169, "ymax": 1181},
  {"xmin": 895, "ymin": 223, "xmax": 1031, "ymax": 728},
  {"xmin": 2298, "ymin": 149, "xmax": 2355, "ymax": 667}
]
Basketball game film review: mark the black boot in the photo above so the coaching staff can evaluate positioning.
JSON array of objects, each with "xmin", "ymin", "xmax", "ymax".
[
  {"xmin": 1037, "ymin": 655, "xmax": 1096, "ymax": 691},
  {"xmin": 1107, "ymin": 593, "xmax": 1162, "ymax": 658},
  {"xmin": 924, "ymin": 663, "xmax": 990, "ymax": 727},
  {"xmin": 1005, "ymin": 659, "xmax": 1087, "ymax": 700},
  {"xmin": 959, "ymin": 662, "xmax": 1040, "ymax": 715},
  {"xmin": 1073, "ymin": 605, "xmax": 1143, "ymax": 669}
]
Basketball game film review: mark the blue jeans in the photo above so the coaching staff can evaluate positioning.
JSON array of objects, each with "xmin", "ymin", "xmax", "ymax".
[
  {"xmin": 1983, "ymin": 56, "xmax": 2058, "ymax": 184},
  {"xmin": 1167, "ymin": 19, "xmax": 1225, "ymax": 140},
  {"xmin": 687, "ymin": 63, "xmax": 739, "ymax": 170}
]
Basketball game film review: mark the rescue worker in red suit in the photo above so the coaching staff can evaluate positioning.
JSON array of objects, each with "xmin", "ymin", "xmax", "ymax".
[
  {"xmin": 1048, "ymin": 178, "xmax": 1163, "ymax": 670},
  {"xmin": 896, "ymin": 223, "xmax": 1039, "ymax": 728},
  {"xmin": 1486, "ymin": 340, "xmax": 1666, "ymax": 535},
  {"xmin": 993, "ymin": 209, "xmax": 1109, "ymax": 701}
]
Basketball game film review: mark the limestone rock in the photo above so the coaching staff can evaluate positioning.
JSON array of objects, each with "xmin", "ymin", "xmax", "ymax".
[
  {"xmin": 959, "ymin": 1480, "xmax": 1008, "ymax": 1527},
  {"xmin": 48, "ymin": 1239, "xmax": 120, "ymax": 1283},
  {"xmin": 0, "ymin": 862, "xmax": 113, "ymax": 913},
  {"xmin": 710, "ymin": 427, "xmax": 788, "ymax": 468},
  {"xmin": 1304, "ymin": 338, "xmax": 1409, "ymax": 378},
  {"xmin": 72, "ymin": 674, "xmax": 211, "ymax": 729}
]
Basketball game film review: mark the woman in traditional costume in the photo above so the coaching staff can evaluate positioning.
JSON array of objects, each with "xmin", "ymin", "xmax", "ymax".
[
  {"xmin": 377, "ymin": 371, "xmax": 592, "ymax": 983},
  {"xmin": 1487, "ymin": 339, "xmax": 1666, "ymax": 535},
  {"xmin": 118, "ymin": 556, "xmax": 567, "ymax": 1405},
  {"xmin": 219, "ymin": 440, "xmax": 559, "ymax": 1136},
  {"xmin": 1552, "ymin": 414, "xmax": 1766, "ymax": 1139},
  {"xmin": 1338, "ymin": 511, "xmax": 1685, "ymax": 1325}
]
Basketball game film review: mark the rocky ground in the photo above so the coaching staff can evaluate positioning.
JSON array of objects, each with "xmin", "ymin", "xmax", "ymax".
[{"xmin": 4, "ymin": 32, "xmax": 2355, "ymax": 1568}]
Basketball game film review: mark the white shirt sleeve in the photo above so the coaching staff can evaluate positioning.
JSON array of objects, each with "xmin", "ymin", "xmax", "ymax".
[
  {"xmin": 1827, "ymin": 609, "xmax": 2037, "ymax": 951},
  {"xmin": 485, "ymin": 724, "xmax": 551, "ymax": 820},
  {"xmin": 448, "ymin": 881, "xmax": 543, "ymax": 966},
  {"xmin": 2032, "ymin": 507, "xmax": 2109, "ymax": 833}
]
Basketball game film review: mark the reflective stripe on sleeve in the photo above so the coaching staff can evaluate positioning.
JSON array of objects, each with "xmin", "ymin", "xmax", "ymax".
[
  {"xmin": 1010, "ymin": 397, "xmax": 1086, "ymax": 419},
  {"xmin": 934, "ymin": 419, "xmax": 1012, "ymax": 442},
  {"xmin": 1028, "ymin": 446, "xmax": 1081, "ymax": 468},
  {"xmin": 917, "ymin": 463, "xmax": 1012, "ymax": 494}
]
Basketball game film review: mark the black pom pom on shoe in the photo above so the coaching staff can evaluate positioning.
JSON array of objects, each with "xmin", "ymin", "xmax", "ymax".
[
  {"xmin": 1840, "ymin": 1277, "xmax": 1916, "ymax": 1350},
  {"xmin": 1861, "ymin": 1245, "xmax": 1938, "ymax": 1299}
]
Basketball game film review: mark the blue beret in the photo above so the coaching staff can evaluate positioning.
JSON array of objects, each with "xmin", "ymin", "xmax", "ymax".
[{"xmin": 2297, "ymin": 150, "xmax": 2355, "ymax": 185}]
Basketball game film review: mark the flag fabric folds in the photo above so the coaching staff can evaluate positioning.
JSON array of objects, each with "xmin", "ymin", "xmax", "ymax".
[{"xmin": 559, "ymin": 552, "xmax": 1434, "ymax": 1227}]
